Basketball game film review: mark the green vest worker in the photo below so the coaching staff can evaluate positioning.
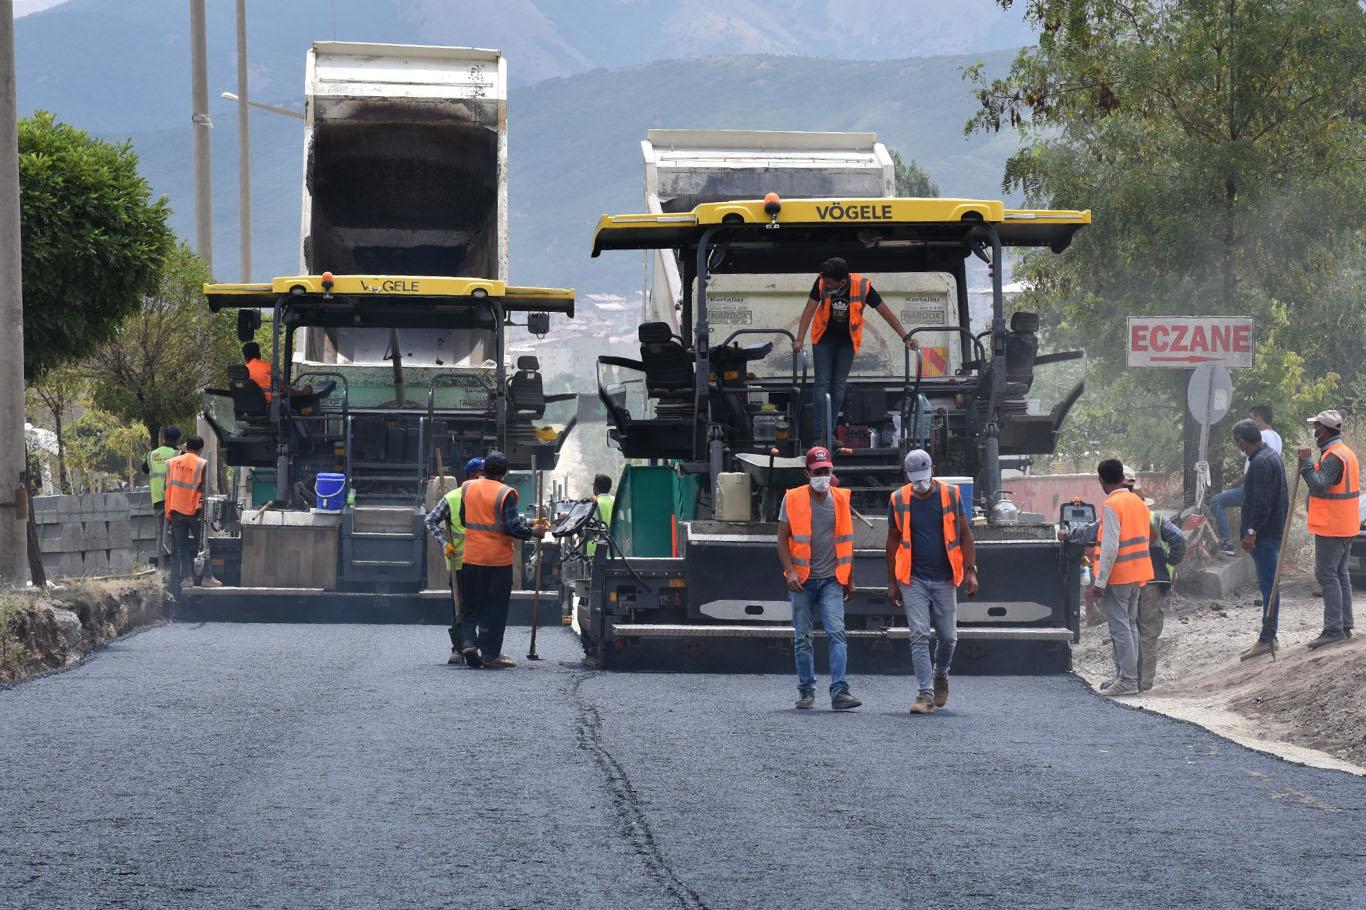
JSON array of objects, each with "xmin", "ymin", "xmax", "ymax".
[
  {"xmin": 140, "ymin": 425, "xmax": 181, "ymax": 565},
  {"xmin": 424, "ymin": 456, "xmax": 485, "ymax": 664},
  {"xmin": 586, "ymin": 473, "xmax": 615, "ymax": 557}
]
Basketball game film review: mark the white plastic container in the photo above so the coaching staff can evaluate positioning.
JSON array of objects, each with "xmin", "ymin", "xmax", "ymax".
[{"xmin": 715, "ymin": 472, "xmax": 753, "ymax": 522}]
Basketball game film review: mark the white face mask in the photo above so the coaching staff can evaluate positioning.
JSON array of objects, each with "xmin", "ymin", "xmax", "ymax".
[
  {"xmin": 809, "ymin": 475, "xmax": 832, "ymax": 493},
  {"xmin": 911, "ymin": 479, "xmax": 933, "ymax": 494}
]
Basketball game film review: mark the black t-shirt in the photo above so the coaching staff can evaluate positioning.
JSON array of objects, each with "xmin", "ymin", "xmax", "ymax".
[{"xmin": 810, "ymin": 278, "xmax": 883, "ymax": 347}]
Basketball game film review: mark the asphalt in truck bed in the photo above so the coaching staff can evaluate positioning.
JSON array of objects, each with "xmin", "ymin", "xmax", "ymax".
[{"xmin": 2, "ymin": 624, "xmax": 1364, "ymax": 910}]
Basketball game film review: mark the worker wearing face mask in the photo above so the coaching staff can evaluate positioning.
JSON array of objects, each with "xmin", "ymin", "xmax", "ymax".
[
  {"xmin": 777, "ymin": 446, "xmax": 862, "ymax": 711},
  {"xmin": 886, "ymin": 449, "xmax": 978, "ymax": 714}
]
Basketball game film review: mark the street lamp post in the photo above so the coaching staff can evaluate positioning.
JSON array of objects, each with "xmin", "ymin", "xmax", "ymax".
[
  {"xmin": 190, "ymin": 0, "xmax": 212, "ymax": 274},
  {"xmin": 0, "ymin": 0, "xmax": 27, "ymax": 585},
  {"xmin": 235, "ymin": 0, "xmax": 250, "ymax": 282}
]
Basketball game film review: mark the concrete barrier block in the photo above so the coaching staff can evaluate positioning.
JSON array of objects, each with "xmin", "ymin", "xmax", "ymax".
[
  {"xmin": 38, "ymin": 533, "xmax": 63, "ymax": 555},
  {"xmin": 58, "ymin": 522, "xmax": 85, "ymax": 552},
  {"xmin": 85, "ymin": 521, "xmax": 112, "ymax": 550},
  {"xmin": 56, "ymin": 496, "xmax": 83, "ymax": 518},
  {"xmin": 108, "ymin": 549, "xmax": 134, "ymax": 573},
  {"xmin": 107, "ymin": 492, "xmax": 130, "ymax": 513},
  {"xmin": 1175, "ymin": 555, "xmax": 1257, "ymax": 598},
  {"xmin": 84, "ymin": 550, "xmax": 110, "ymax": 575},
  {"xmin": 109, "ymin": 521, "xmax": 133, "ymax": 548}
]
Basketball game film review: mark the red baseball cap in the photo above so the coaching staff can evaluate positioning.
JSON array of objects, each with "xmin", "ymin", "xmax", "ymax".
[{"xmin": 805, "ymin": 446, "xmax": 834, "ymax": 470}]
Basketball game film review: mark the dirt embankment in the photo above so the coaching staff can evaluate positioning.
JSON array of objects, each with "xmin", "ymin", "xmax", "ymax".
[
  {"xmin": 1075, "ymin": 571, "xmax": 1366, "ymax": 771},
  {"xmin": 1, "ymin": 574, "xmax": 166, "ymax": 684}
]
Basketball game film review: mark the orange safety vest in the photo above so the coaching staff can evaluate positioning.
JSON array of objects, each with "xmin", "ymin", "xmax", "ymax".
[
  {"xmin": 462, "ymin": 477, "xmax": 517, "ymax": 567},
  {"xmin": 246, "ymin": 357, "xmax": 272, "ymax": 402},
  {"xmin": 811, "ymin": 273, "xmax": 872, "ymax": 353},
  {"xmin": 1307, "ymin": 440, "xmax": 1360, "ymax": 537},
  {"xmin": 783, "ymin": 485, "xmax": 855, "ymax": 584},
  {"xmin": 164, "ymin": 453, "xmax": 207, "ymax": 518},
  {"xmin": 890, "ymin": 480, "xmax": 965, "ymax": 587},
  {"xmin": 1096, "ymin": 489, "xmax": 1154, "ymax": 586}
]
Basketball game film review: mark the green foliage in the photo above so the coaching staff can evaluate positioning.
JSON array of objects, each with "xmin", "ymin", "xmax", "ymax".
[
  {"xmin": 86, "ymin": 243, "xmax": 238, "ymax": 444},
  {"xmin": 888, "ymin": 148, "xmax": 940, "ymax": 197},
  {"xmin": 19, "ymin": 111, "xmax": 174, "ymax": 379},
  {"xmin": 0, "ymin": 594, "xmax": 22, "ymax": 678},
  {"xmin": 64, "ymin": 407, "xmax": 147, "ymax": 490},
  {"xmin": 967, "ymin": 0, "xmax": 1366, "ymax": 471}
]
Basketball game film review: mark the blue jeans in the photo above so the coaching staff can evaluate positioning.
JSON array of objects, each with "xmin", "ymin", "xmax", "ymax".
[
  {"xmin": 1247, "ymin": 538, "xmax": 1281, "ymax": 642},
  {"xmin": 791, "ymin": 576, "xmax": 848, "ymax": 696},
  {"xmin": 1210, "ymin": 486, "xmax": 1243, "ymax": 543},
  {"xmin": 811, "ymin": 341, "xmax": 855, "ymax": 446},
  {"xmin": 899, "ymin": 577, "xmax": 958, "ymax": 696}
]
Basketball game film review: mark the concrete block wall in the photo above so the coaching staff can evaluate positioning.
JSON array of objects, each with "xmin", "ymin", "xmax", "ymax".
[{"xmin": 33, "ymin": 491, "xmax": 156, "ymax": 579}]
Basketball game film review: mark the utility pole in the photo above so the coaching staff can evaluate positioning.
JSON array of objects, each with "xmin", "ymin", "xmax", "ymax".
[
  {"xmin": 190, "ymin": 0, "xmax": 213, "ymax": 274},
  {"xmin": 0, "ymin": 0, "xmax": 28, "ymax": 586},
  {"xmin": 235, "ymin": 0, "xmax": 250, "ymax": 282}
]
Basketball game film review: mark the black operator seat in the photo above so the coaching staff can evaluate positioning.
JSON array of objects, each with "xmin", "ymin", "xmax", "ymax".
[
  {"xmin": 509, "ymin": 354, "xmax": 546, "ymax": 420},
  {"xmin": 709, "ymin": 340, "xmax": 773, "ymax": 382},
  {"xmin": 226, "ymin": 363, "xmax": 268, "ymax": 422},
  {"xmin": 638, "ymin": 322, "xmax": 694, "ymax": 415}
]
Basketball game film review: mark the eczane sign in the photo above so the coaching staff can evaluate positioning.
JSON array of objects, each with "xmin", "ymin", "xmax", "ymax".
[{"xmin": 1127, "ymin": 316, "xmax": 1255, "ymax": 368}]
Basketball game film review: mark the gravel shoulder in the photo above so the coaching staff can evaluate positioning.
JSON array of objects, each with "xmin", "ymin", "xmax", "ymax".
[{"xmin": 1073, "ymin": 570, "xmax": 1366, "ymax": 772}]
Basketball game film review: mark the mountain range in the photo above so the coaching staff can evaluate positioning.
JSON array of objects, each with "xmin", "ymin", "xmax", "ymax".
[{"xmin": 14, "ymin": 1, "xmax": 1032, "ymax": 293}]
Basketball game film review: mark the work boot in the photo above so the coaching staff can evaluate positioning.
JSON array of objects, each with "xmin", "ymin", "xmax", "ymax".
[
  {"xmin": 795, "ymin": 690, "xmax": 815, "ymax": 710},
  {"xmin": 1102, "ymin": 679, "xmax": 1139, "ymax": 697},
  {"xmin": 1239, "ymin": 639, "xmax": 1277, "ymax": 662},
  {"xmin": 482, "ymin": 654, "xmax": 517, "ymax": 669},
  {"xmin": 1307, "ymin": 631, "xmax": 1347, "ymax": 651},
  {"xmin": 933, "ymin": 676, "xmax": 950, "ymax": 708},
  {"xmin": 908, "ymin": 693, "xmax": 934, "ymax": 714},
  {"xmin": 461, "ymin": 646, "xmax": 483, "ymax": 669},
  {"xmin": 830, "ymin": 691, "xmax": 862, "ymax": 711}
]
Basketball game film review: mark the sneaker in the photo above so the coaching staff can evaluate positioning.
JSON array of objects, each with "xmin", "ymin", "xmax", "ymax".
[
  {"xmin": 1306, "ymin": 632, "xmax": 1347, "ymax": 651},
  {"xmin": 831, "ymin": 691, "xmax": 862, "ymax": 711},
  {"xmin": 482, "ymin": 654, "xmax": 517, "ymax": 669},
  {"xmin": 1101, "ymin": 679, "xmax": 1139, "ymax": 696},
  {"xmin": 933, "ymin": 676, "xmax": 950, "ymax": 708},
  {"xmin": 1099, "ymin": 677, "xmax": 1117, "ymax": 691},
  {"xmin": 1346, "ymin": 628, "xmax": 1354, "ymax": 639},
  {"xmin": 1138, "ymin": 681, "xmax": 1154, "ymax": 692},
  {"xmin": 1218, "ymin": 544, "xmax": 1237, "ymax": 557},
  {"xmin": 461, "ymin": 646, "xmax": 483, "ymax": 669},
  {"xmin": 795, "ymin": 690, "xmax": 816, "ymax": 710},
  {"xmin": 447, "ymin": 647, "xmax": 463, "ymax": 665},
  {"xmin": 1239, "ymin": 639, "xmax": 1277, "ymax": 662},
  {"xmin": 909, "ymin": 693, "xmax": 934, "ymax": 714}
]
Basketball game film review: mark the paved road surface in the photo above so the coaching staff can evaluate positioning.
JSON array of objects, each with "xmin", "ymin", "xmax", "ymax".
[{"xmin": 3, "ymin": 624, "xmax": 1364, "ymax": 909}]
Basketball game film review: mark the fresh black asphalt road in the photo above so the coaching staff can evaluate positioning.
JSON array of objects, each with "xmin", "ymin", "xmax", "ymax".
[{"xmin": 2, "ymin": 624, "xmax": 1364, "ymax": 910}]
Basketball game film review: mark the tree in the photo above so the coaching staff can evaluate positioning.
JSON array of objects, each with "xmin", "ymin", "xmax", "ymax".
[
  {"xmin": 85, "ymin": 243, "xmax": 239, "ymax": 445},
  {"xmin": 888, "ymin": 148, "xmax": 940, "ymax": 197},
  {"xmin": 25, "ymin": 365, "xmax": 84, "ymax": 494},
  {"xmin": 966, "ymin": 0, "xmax": 1364, "ymax": 479},
  {"xmin": 19, "ymin": 111, "xmax": 173, "ymax": 379}
]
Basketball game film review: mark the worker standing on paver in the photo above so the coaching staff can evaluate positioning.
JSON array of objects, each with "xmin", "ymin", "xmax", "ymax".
[
  {"xmin": 1298, "ymin": 410, "xmax": 1359, "ymax": 650},
  {"xmin": 163, "ymin": 436, "xmax": 208, "ymax": 596},
  {"xmin": 242, "ymin": 342, "xmax": 272, "ymax": 401},
  {"xmin": 885, "ymin": 449, "xmax": 977, "ymax": 715},
  {"xmin": 792, "ymin": 257, "xmax": 917, "ymax": 444},
  {"xmin": 585, "ymin": 474, "xmax": 615, "ymax": 558},
  {"xmin": 1232, "ymin": 419, "xmax": 1289, "ymax": 661},
  {"xmin": 140, "ymin": 425, "xmax": 181, "ymax": 567},
  {"xmin": 1089, "ymin": 458, "xmax": 1153, "ymax": 696},
  {"xmin": 458, "ymin": 451, "xmax": 547, "ymax": 668},
  {"xmin": 777, "ymin": 446, "xmax": 862, "ymax": 711},
  {"xmin": 424, "ymin": 456, "xmax": 484, "ymax": 664}
]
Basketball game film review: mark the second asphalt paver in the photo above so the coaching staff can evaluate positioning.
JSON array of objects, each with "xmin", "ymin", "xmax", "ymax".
[{"xmin": 2, "ymin": 624, "xmax": 1364, "ymax": 910}]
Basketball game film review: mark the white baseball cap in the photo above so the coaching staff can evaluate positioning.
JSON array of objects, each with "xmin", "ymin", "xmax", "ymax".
[{"xmin": 1307, "ymin": 409, "xmax": 1343, "ymax": 429}]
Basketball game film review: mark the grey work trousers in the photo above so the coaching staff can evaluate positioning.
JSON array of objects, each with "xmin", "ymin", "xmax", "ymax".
[
  {"xmin": 1315, "ymin": 536, "xmax": 1355, "ymax": 635},
  {"xmin": 1136, "ymin": 584, "xmax": 1166, "ymax": 690},
  {"xmin": 1100, "ymin": 582, "xmax": 1143, "ymax": 686}
]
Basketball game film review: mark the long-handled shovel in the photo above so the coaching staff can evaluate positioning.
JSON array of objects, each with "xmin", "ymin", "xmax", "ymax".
[
  {"xmin": 527, "ymin": 468, "xmax": 545, "ymax": 662},
  {"xmin": 1259, "ymin": 466, "xmax": 1301, "ymax": 660},
  {"xmin": 434, "ymin": 451, "xmax": 463, "ymax": 653}
]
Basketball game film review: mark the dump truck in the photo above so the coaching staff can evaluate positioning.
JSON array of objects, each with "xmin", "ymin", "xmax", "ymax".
[
  {"xmin": 184, "ymin": 43, "xmax": 573, "ymax": 622},
  {"xmin": 560, "ymin": 188, "xmax": 1092, "ymax": 672}
]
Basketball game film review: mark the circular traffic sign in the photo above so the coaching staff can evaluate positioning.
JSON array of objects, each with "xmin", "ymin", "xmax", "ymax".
[{"xmin": 1187, "ymin": 363, "xmax": 1233, "ymax": 425}]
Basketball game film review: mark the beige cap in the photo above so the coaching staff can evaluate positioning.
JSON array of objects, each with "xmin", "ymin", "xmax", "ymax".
[
  {"xmin": 1307, "ymin": 409, "xmax": 1344, "ymax": 429},
  {"xmin": 1121, "ymin": 464, "xmax": 1137, "ymax": 483}
]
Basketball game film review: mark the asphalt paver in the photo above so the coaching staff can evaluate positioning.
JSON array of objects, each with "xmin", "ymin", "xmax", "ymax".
[{"xmin": 2, "ymin": 623, "xmax": 1364, "ymax": 909}]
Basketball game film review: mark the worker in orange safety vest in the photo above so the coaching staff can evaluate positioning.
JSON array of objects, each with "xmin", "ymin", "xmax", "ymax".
[
  {"xmin": 1297, "ymin": 409, "xmax": 1360, "ymax": 650},
  {"xmin": 164, "ymin": 436, "xmax": 208, "ymax": 594}
]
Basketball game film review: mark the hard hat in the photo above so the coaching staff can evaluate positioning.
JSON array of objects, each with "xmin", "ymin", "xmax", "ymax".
[{"xmin": 463, "ymin": 456, "xmax": 485, "ymax": 475}]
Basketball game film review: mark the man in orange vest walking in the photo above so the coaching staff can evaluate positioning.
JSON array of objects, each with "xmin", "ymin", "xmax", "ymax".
[
  {"xmin": 885, "ymin": 449, "xmax": 977, "ymax": 714},
  {"xmin": 792, "ymin": 257, "xmax": 917, "ymax": 445},
  {"xmin": 1297, "ymin": 410, "xmax": 1359, "ymax": 649},
  {"xmin": 777, "ymin": 446, "xmax": 862, "ymax": 710},
  {"xmin": 1089, "ymin": 458, "xmax": 1154, "ymax": 696},
  {"xmin": 164, "ymin": 436, "xmax": 208, "ymax": 595},
  {"xmin": 457, "ymin": 451, "xmax": 547, "ymax": 669}
]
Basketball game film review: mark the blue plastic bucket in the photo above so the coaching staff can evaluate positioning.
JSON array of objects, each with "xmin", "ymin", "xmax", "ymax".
[{"xmin": 314, "ymin": 473, "xmax": 346, "ymax": 511}]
